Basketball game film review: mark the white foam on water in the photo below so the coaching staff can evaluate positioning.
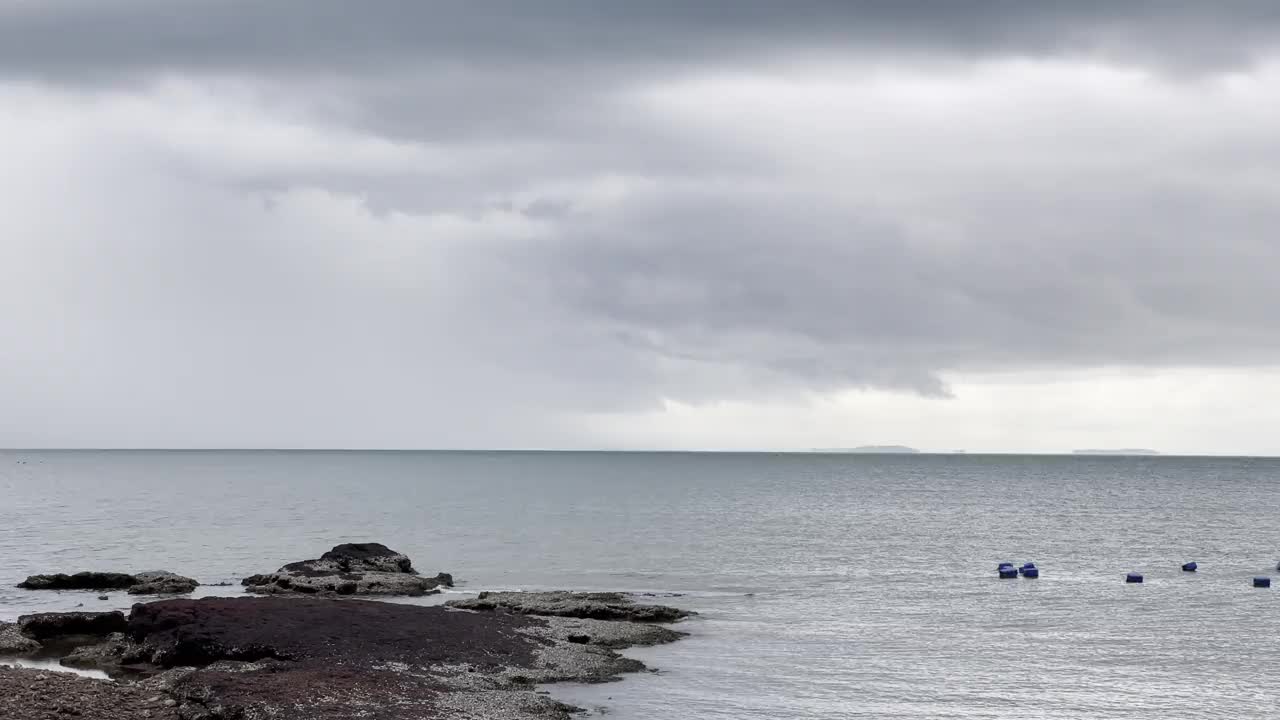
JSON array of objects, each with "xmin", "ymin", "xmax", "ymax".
[{"xmin": 1, "ymin": 657, "xmax": 111, "ymax": 680}]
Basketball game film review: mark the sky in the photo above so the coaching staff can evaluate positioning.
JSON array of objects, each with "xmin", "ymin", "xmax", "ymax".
[{"xmin": 3, "ymin": 1, "xmax": 1280, "ymax": 453}]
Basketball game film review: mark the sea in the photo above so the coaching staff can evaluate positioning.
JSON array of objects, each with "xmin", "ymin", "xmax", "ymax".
[{"xmin": 2, "ymin": 450, "xmax": 1279, "ymax": 718}]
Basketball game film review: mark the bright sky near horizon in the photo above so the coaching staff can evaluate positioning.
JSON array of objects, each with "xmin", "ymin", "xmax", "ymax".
[{"xmin": 4, "ymin": 2, "xmax": 1280, "ymax": 453}]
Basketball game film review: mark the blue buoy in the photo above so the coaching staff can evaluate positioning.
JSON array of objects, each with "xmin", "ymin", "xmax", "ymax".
[
  {"xmin": 1021, "ymin": 566, "xmax": 1039, "ymax": 578},
  {"xmin": 999, "ymin": 567, "xmax": 1019, "ymax": 579},
  {"xmin": 1254, "ymin": 577, "xmax": 1271, "ymax": 588},
  {"xmin": 1182, "ymin": 562, "xmax": 1198, "ymax": 572},
  {"xmin": 1126, "ymin": 572, "xmax": 1144, "ymax": 583}
]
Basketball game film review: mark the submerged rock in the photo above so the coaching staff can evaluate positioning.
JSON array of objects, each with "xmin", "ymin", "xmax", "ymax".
[
  {"xmin": 16, "ymin": 611, "xmax": 128, "ymax": 640},
  {"xmin": 448, "ymin": 591, "xmax": 695, "ymax": 623},
  {"xmin": 538, "ymin": 616, "xmax": 687, "ymax": 650},
  {"xmin": 0, "ymin": 622, "xmax": 40, "ymax": 655},
  {"xmin": 17, "ymin": 570, "xmax": 199, "ymax": 595},
  {"xmin": 240, "ymin": 542, "xmax": 452, "ymax": 596}
]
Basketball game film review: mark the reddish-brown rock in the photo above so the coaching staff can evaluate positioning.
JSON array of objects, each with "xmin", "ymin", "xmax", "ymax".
[{"xmin": 17, "ymin": 611, "xmax": 128, "ymax": 640}]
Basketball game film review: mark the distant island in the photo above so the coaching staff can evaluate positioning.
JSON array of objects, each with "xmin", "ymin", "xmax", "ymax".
[
  {"xmin": 1072, "ymin": 449, "xmax": 1161, "ymax": 456},
  {"xmin": 818, "ymin": 445, "xmax": 921, "ymax": 454}
]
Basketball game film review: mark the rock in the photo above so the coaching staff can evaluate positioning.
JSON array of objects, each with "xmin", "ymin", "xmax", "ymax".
[
  {"xmin": 319, "ymin": 542, "xmax": 416, "ymax": 573},
  {"xmin": 0, "ymin": 665, "xmax": 181, "ymax": 720},
  {"xmin": 17, "ymin": 611, "xmax": 128, "ymax": 640},
  {"xmin": 60, "ymin": 633, "xmax": 145, "ymax": 675},
  {"xmin": 18, "ymin": 571, "xmax": 199, "ymax": 595},
  {"xmin": 538, "ymin": 616, "xmax": 687, "ymax": 650},
  {"xmin": 0, "ymin": 622, "xmax": 41, "ymax": 655},
  {"xmin": 135, "ymin": 667, "xmax": 198, "ymax": 693},
  {"xmin": 125, "ymin": 597, "xmax": 535, "ymax": 668},
  {"xmin": 127, "ymin": 572, "xmax": 198, "ymax": 596},
  {"xmin": 240, "ymin": 543, "xmax": 452, "ymax": 597},
  {"xmin": 76, "ymin": 596, "xmax": 677, "ymax": 719},
  {"xmin": 448, "ymin": 591, "xmax": 695, "ymax": 623},
  {"xmin": 18, "ymin": 572, "xmax": 138, "ymax": 591}
]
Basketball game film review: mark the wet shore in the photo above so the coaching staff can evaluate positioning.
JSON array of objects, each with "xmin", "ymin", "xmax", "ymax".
[{"xmin": 0, "ymin": 545, "xmax": 693, "ymax": 719}]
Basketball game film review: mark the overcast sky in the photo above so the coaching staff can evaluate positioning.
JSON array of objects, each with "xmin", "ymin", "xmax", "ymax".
[{"xmin": 3, "ymin": 1, "xmax": 1280, "ymax": 452}]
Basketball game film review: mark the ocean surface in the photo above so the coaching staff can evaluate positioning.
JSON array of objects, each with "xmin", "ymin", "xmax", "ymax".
[{"xmin": 3, "ymin": 450, "xmax": 1279, "ymax": 718}]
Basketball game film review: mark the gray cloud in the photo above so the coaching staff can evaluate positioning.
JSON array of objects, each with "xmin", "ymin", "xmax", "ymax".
[
  {"xmin": 501, "ymin": 177, "xmax": 1280, "ymax": 396},
  {"xmin": 5, "ymin": 1, "xmax": 1280, "ymax": 78},
  {"xmin": 2, "ymin": 2, "xmax": 1280, "ymax": 447}
]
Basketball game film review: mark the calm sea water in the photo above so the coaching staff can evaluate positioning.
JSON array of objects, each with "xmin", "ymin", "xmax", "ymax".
[{"xmin": 3, "ymin": 450, "xmax": 1279, "ymax": 718}]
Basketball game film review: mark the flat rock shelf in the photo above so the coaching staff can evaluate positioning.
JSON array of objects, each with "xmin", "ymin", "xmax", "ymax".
[{"xmin": 3, "ymin": 543, "xmax": 693, "ymax": 718}]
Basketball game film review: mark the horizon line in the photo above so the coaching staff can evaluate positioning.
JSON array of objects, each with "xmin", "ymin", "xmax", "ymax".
[{"xmin": 2, "ymin": 447, "xmax": 1279, "ymax": 458}]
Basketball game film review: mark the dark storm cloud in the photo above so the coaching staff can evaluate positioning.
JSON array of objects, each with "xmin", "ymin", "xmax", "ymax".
[
  {"xmin": 4, "ymin": 0, "xmax": 1280, "ymax": 80},
  {"xmin": 5, "ymin": 1, "xmax": 1276, "ymax": 158},
  {"xmin": 5, "ymin": 1, "xmax": 1278, "ymax": 152}
]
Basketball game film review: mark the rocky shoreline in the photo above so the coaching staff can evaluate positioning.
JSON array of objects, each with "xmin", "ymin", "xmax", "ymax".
[{"xmin": 2, "ymin": 544, "xmax": 694, "ymax": 719}]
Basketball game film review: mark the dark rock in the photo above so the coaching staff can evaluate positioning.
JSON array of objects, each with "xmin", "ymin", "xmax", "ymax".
[
  {"xmin": 99, "ymin": 596, "xmax": 667, "ymax": 719},
  {"xmin": 17, "ymin": 572, "xmax": 137, "ymax": 591},
  {"xmin": 240, "ymin": 543, "xmax": 451, "ymax": 597},
  {"xmin": 127, "ymin": 571, "xmax": 199, "ymax": 595},
  {"xmin": 17, "ymin": 611, "xmax": 128, "ymax": 640},
  {"xmin": 17, "ymin": 570, "xmax": 199, "ymax": 595},
  {"xmin": 10, "ymin": 594, "xmax": 687, "ymax": 719},
  {"xmin": 126, "ymin": 597, "xmax": 537, "ymax": 669},
  {"xmin": 319, "ymin": 542, "xmax": 415, "ymax": 573},
  {"xmin": 0, "ymin": 622, "xmax": 41, "ymax": 655},
  {"xmin": 97, "ymin": 595, "xmax": 110, "ymax": 601},
  {"xmin": 448, "ymin": 591, "xmax": 694, "ymax": 623}
]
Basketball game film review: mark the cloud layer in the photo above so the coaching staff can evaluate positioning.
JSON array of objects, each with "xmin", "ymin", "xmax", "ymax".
[{"xmin": 2, "ymin": 2, "xmax": 1280, "ymax": 449}]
